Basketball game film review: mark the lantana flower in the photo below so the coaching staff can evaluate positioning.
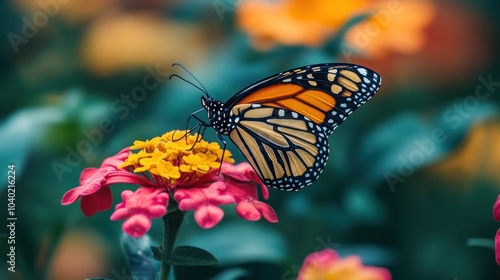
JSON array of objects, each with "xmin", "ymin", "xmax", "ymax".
[
  {"xmin": 61, "ymin": 130, "xmax": 277, "ymax": 238},
  {"xmin": 297, "ymin": 248, "xmax": 391, "ymax": 280}
]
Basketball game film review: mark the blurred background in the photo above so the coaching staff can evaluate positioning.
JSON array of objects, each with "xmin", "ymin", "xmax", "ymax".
[{"xmin": 1, "ymin": 0, "xmax": 500, "ymax": 279}]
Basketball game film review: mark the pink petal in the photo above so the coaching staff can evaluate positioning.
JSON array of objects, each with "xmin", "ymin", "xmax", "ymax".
[
  {"xmin": 174, "ymin": 182, "xmax": 235, "ymax": 211},
  {"xmin": 61, "ymin": 187, "xmax": 83, "ymax": 205},
  {"xmin": 110, "ymin": 207, "xmax": 131, "ymax": 220},
  {"xmin": 302, "ymin": 248, "xmax": 340, "ymax": 268},
  {"xmin": 235, "ymin": 200, "xmax": 262, "ymax": 221},
  {"xmin": 79, "ymin": 168, "xmax": 99, "ymax": 184},
  {"xmin": 80, "ymin": 186, "xmax": 113, "ymax": 216},
  {"xmin": 194, "ymin": 205, "xmax": 225, "ymax": 229},
  {"xmin": 102, "ymin": 148, "xmax": 130, "ymax": 168},
  {"xmin": 253, "ymin": 201, "xmax": 278, "ymax": 223},
  {"xmin": 494, "ymin": 195, "xmax": 500, "ymax": 221},
  {"xmin": 122, "ymin": 214, "xmax": 152, "ymax": 238},
  {"xmin": 148, "ymin": 205, "xmax": 168, "ymax": 218},
  {"xmin": 496, "ymin": 229, "xmax": 500, "ymax": 266},
  {"xmin": 106, "ymin": 171, "xmax": 157, "ymax": 188},
  {"xmin": 110, "ymin": 187, "xmax": 168, "ymax": 234}
]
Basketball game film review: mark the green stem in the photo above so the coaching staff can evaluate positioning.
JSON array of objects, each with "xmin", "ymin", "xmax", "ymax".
[{"xmin": 160, "ymin": 209, "xmax": 185, "ymax": 280}]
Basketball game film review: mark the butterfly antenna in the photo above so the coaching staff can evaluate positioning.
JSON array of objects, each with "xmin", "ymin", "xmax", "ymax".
[
  {"xmin": 169, "ymin": 74, "xmax": 208, "ymax": 97},
  {"xmin": 171, "ymin": 63, "xmax": 209, "ymax": 97}
]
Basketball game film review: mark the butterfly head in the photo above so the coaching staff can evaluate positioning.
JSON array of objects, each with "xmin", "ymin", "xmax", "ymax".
[{"xmin": 201, "ymin": 96, "xmax": 234, "ymax": 135}]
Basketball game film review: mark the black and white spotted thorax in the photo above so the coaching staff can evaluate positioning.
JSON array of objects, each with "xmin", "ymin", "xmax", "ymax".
[{"xmin": 201, "ymin": 97, "xmax": 238, "ymax": 135}]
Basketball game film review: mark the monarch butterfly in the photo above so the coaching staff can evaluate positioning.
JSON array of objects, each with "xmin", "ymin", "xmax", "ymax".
[{"xmin": 172, "ymin": 63, "xmax": 381, "ymax": 191}]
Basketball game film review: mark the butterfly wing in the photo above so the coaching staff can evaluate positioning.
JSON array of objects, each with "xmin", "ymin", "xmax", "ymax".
[
  {"xmin": 228, "ymin": 104, "xmax": 329, "ymax": 191},
  {"xmin": 225, "ymin": 63, "xmax": 381, "ymax": 134},
  {"xmin": 225, "ymin": 63, "xmax": 381, "ymax": 191}
]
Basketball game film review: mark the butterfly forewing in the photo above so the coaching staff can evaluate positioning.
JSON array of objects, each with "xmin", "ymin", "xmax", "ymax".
[{"xmin": 225, "ymin": 63, "xmax": 381, "ymax": 135}]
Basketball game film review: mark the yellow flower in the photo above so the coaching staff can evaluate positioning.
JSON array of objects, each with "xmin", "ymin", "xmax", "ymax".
[
  {"xmin": 135, "ymin": 150, "xmax": 166, "ymax": 174},
  {"xmin": 180, "ymin": 153, "xmax": 221, "ymax": 173},
  {"xmin": 119, "ymin": 130, "xmax": 234, "ymax": 186},
  {"xmin": 130, "ymin": 137, "xmax": 162, "ymax": 151},
  {"xmin": 119, "ymin": 150, "xmax": 148, "ymax": 169},
  {"xmin": 156, "ymin": 161, "xmax": 181, "ymax": 180}
]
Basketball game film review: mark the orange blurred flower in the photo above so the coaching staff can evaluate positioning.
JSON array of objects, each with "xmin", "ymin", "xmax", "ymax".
[
  {"xmin": 345, "ymin": 0, "xmax": 435, "ymax": 58},
  {"xmin": 237, "ymin": 0, "xmax": 435, "ymax": 57},
  {"xmin": 237, "ymin": 0, "xmax": 371, "ymax": 49},
  {"xmin": 345, "ymin": 1, "xmax": 493, "ymax": 89},
  {"xmin": 297, "ymin": 248, "xmax": 391, "ymax": 280}
]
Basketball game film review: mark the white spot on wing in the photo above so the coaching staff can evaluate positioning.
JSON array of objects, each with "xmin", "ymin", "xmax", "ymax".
[{"xmin": 357, "ymin": 67, "xmax": 368, "ymax": 76}]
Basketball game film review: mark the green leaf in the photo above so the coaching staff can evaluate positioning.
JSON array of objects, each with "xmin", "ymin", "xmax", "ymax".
[
  {"xmin": 169, "ymin": 246, "xmax": 218, "ymax": 266},
  {"xmin": 151, "ymin": 246, "xmax": 162, "ymax": 261}
]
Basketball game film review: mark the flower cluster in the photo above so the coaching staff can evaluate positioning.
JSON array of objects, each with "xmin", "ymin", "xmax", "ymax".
[
  {"xmin": 62, "ymin": 131, "xmax": 278, "ymax": 238},
  {"xmin": 297, "ymin": 248, "xmax": 391, "ymax": 280}
]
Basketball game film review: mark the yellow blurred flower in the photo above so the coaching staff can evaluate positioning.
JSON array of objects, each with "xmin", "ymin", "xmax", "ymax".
[
  {"xmin": 81, "ymin": 13, "xmax": 207, "ymax": 76},
  {"xmin": 15, "ymin": 0, "xmax": 117, "ymax": 24},
  {"xmin": 431, "ymin": 121, "xmax": 500, "ymax": 188},
  {"xmin": 119, "ymin": 130, "xmax": 234, "ymax": 184}
]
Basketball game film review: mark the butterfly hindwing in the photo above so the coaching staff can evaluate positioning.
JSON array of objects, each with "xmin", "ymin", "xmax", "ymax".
[{"xmin": 228, "ymin": 104, "xmax": 330, "ymax": 191}]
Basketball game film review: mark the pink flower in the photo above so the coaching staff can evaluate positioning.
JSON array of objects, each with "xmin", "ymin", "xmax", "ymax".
[
  {"xmin": 173, "ymin": 163, "xmax": 278, "ymax": 229},
  {"xmin": 221, "ymin": 163, "xmax": 277, "ymax": 223},
  {"xmin": 174, "ymin": 181, "xmax": 236, "ymax": 229},
  {"xmin": 493, "ymin": 195, "xmax": 500, "ymax": 265},
  {"xmin": 297, "ymin": 248, "xmax": 391, "ymax": 280},
  {"xmin": 61, "ymin": 148, "xmax": 157, "ymax": 216},
  {"xmin": 111, "ymin": 188, "xmax": 169, "ymax": 238},
  {"xmin": 62, "ymin": 131, "xmax": 278, "ymax": 238}
]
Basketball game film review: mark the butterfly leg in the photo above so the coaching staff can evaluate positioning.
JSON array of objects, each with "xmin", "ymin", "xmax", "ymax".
[
  {"xmin": 216, "ymin": 134, "xmax": 227, "ymax": 176},
  {"xmin": 173, "ymin": 108, "xmax": 207, "ymax": 143}
]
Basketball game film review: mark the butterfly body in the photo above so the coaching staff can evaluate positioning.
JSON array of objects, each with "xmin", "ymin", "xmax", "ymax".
[{"xmin": 199, "ymin": 63, "xmax": 381, "ymax": 191}]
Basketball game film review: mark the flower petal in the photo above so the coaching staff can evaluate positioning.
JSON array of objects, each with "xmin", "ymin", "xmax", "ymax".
[
  {"xmin": 101, "ymin": 147, "xmax": 130, "ymax": 168},
  {"xmin": 111, "ymin": 188, "xmax": 168, "ymax": 237},
  {"xmin": 235, "ymin": 200, "xmax": 262, "ymax": 221},
  {"xmin": 61, "ymin": 187, "xmax": 84, "ymax": 205},
  {"xmin": 496, "ymin": 229, "xmax": 500, "ymax": 265},
  {"xmin": 494, "ymin": 195, "xmax": 500, "ymax": 221},
  {"xmin": 174, "ymin": 182, "xmax": 235, "ymax": 229},
  {"xmin": 297, "ymin": 248, "xmax": 391, "ymax": 280},
  {"xmin": 80, "ymin": 186, "xmax": 113, "ymax": 216},
  {"xmin": 194, "ymin": 205, "xmax": 225, "ymax": 229},
  {"xmin": 122, "ymin": 213, "xmax": 152, "ymax": 238},
  {"xmin": 253, "ymin": 201, "xmax": 278, "ymax": 223}
]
